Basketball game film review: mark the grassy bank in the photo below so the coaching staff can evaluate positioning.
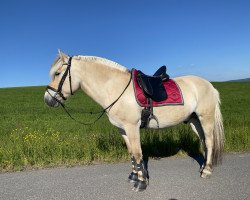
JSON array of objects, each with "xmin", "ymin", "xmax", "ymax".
[
  {"xmin": 213, "ymin": 82, "xmax": 250, "ymax": 152},
  {"xmin": 0, "ymin": 82, "xmax": 249, "ymax": 171}
]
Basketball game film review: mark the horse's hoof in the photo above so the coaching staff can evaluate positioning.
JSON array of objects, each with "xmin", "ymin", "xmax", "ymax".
[
  {"xmin": 128, "ymin": 172, "xmax": 138, "ymax": 183},
  {"xmin": 200, "ymin": 168, "xmax": 212, "ymax": 178},
  {"xmin": 133, "ymin": 180, "xmax": 147, "ymax": 192}
]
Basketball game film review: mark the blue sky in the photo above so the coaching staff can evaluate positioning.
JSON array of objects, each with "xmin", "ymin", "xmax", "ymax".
[{"xmin": 1, "ymin": 0, "xmax": 250, "ymax": 87}]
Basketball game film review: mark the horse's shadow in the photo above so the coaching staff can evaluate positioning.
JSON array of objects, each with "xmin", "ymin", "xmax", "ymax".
[{"xmin": 140, "ymin": 129, "xmax": 205, "ymax": 176}]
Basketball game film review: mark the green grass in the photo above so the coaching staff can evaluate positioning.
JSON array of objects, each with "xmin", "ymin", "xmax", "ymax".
[
  {"xmin": 0, "ymin": 82, "xmax": 249, "ymax": 171},
  {"xmin": 212, "ymin": 82, "xmax": 250, "ymax": 151}
]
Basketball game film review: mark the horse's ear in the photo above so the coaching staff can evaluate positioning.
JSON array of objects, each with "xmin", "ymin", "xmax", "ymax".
[{"xmin": 58, "ymin": 49, "xmax": 69, "ymax": 62}]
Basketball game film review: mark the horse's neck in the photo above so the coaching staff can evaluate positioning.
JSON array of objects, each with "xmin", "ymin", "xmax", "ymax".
[{"xmin": 78, "ymin": 61, "xmax": 130, "ymax": 108}]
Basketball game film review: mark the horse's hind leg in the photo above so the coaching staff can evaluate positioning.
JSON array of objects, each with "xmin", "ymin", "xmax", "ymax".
[
  {"xmin": 197, "ymin": 115, "xmax": 215, "ymax": 178},
  {"xmin": 189, "ymin": 114, "xmax": 205, "ymax": 146},
  {"xmin": 123, "ymin": 124, "xmax": 148, "ymax": 191},
  {"xmin": 189, "ymin": 115, "xmax": 206, "ymax": 169}
]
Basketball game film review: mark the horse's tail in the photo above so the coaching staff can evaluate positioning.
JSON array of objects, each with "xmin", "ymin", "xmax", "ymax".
[{"xmin": 212, "ymin": 88, "xmax": 224, "ymax": 165}]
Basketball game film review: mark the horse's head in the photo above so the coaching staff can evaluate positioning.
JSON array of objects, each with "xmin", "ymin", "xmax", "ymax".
[{"xmin": 44, "ymin": 51, "xmax": 80, "ymax": 107}]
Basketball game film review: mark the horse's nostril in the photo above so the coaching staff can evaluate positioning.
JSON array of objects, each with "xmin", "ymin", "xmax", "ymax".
[{"xmin": 44, "ymin": 92, "xmax": 59, "ymax": 107}]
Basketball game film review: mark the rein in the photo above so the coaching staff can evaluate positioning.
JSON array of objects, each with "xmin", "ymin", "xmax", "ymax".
[
  {"xmin": 59, "ymin": 72, "xmax": 132, "ymax": 125},
  {"xmin": 46, "ymin": 57, "xmax": 132, "ymax": 125}
]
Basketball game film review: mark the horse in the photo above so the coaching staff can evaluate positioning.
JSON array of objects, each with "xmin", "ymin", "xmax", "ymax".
[{"xmin": 44, "ymin": 51, "xmax": 224, "ymax": 192}]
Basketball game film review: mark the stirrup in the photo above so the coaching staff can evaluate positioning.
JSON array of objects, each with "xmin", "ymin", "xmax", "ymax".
[{"xmin": 140, "ymin": 99, "xmax": 159, "ymax": 128}]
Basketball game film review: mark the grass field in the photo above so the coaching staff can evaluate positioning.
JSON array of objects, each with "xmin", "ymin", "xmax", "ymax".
[{"xmin": 0, "ymin": 82, "xmax": 249, "ymax": 171}]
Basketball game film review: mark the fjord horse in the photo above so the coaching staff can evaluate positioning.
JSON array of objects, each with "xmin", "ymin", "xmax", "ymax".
[{"xmin": 44, "ymin": 51, "xmax": 224, "ymax": 191}]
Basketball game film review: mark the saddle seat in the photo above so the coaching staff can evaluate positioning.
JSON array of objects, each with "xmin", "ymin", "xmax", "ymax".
[{"xmin": 136, "ymin": 66, "xmax": 169, "ymax": 102}]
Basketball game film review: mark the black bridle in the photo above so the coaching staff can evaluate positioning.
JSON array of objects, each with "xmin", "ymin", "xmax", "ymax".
[
  {"xmin": 46, "ymin": 56, "xmax": 73, "ymax": 101},
  {"xmin": 46, "ymin": 56, "xmax": 132, "ymax": 125}
]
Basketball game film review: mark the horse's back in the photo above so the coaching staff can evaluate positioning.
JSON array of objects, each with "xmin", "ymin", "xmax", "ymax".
[
  {"xmin": 174, "ymin": 75, "xmax": 219, "ymax": 115},
  {"xmin": 174, "ymin": 75, "xmax": 216, "ymax": 96},
  {"xmin": 174, "ymin": 75, "xmax": 213, "ymax": 88}
]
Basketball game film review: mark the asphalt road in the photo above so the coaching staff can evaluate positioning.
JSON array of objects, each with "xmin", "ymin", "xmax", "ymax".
[{"xmin": 0, "ymin": 153, "xmax": 249, "ymax": 200}]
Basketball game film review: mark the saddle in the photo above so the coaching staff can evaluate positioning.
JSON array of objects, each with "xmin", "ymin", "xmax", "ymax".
[
  {"xmin": 136, "ymin": 66, "xmax": 169, "ymax": 102},
  {"xmin": 135, "ymin": 66, "xmax": 170, "ymax": 128}
]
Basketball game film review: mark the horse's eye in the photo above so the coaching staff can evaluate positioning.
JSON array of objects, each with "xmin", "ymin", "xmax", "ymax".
[{"xmin": 55, "ymin": 72, "xmax": 60, "ymax": 76}]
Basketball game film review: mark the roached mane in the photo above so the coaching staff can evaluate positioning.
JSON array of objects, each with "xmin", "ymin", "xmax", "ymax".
[
  {"xmin": 50, "ymin": 55, "xmax": 129, "ymax": 78},
  {"xmin": 75, "ymin": 55, "xmax": 129, "ymax": 73}
]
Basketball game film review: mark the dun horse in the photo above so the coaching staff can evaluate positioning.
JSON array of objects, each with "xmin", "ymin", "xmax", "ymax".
[{"xmin": 44, "ymin": 51, "xmax": 224, "ymax": 191}]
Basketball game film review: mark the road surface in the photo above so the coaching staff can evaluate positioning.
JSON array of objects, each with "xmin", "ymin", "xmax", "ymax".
[{"xmin": 0, "ymin": 153, "xmax": 249, "ymax": 200}]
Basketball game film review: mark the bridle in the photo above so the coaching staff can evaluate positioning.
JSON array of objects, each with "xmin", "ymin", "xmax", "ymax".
[
  {"xmin": 46, "ymin": 56, "xmax": 73, "ymax": 101},
  {"xmin": 46, "ymin": 56, "xmax": 132, "ymax": 125}
]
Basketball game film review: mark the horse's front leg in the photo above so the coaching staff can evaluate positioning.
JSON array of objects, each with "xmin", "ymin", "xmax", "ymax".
[
  {"xmin": 128, "ymin": 156, "xmax": 139, "ymax": 183},
  {"xmin": 124, "ymin": 124, "xmax": 148, "ymax": 191},
  {"xmin": 119, "ymin": 130, "xmax": 138, "ymax": 183}
]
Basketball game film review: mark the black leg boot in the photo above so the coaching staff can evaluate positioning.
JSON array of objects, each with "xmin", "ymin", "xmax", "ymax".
[
  {"xmin": 128, "ymin": 156, "xmax": 138, "ymax": 183},
  {"xmin": 133, "ymin": 160, "xmax": 148, "ymax": 192}
]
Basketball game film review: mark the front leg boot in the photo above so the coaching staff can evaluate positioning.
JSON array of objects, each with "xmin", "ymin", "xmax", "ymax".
[
  {"xmin": 128, "ymin": 172, "xmax": 138, "ymax": 183},
  {"xmin": 133, "ymin": 180, "xmax": 147, "ymax": 192},
  {"xmin": 132, "ymin": 160, "xmax": 148, "ymax": 192},
  {"xmin": 128, "ymin": 156, "xmax": 138, "ymax": 183}
]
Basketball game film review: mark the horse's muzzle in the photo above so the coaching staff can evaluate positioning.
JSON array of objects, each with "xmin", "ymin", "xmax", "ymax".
[{"xmin": 44, "ymin": 91, "xmax": 60, "ymax": 107}]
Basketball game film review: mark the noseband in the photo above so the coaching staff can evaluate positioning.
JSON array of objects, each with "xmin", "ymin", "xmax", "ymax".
[{"xmin": 46, "ymin": 57, "xmax": 73, "ymax": 101}]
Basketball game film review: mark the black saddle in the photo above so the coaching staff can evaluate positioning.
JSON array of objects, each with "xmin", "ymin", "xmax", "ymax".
[{"xmin": 136, "ymin": 66, "xmax": 169, "ymax": 102}]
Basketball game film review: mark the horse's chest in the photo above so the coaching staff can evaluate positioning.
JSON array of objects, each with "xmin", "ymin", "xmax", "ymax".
[{"xmin": 107, "ymin": 114, "xmax": 124, "ymax": 128}]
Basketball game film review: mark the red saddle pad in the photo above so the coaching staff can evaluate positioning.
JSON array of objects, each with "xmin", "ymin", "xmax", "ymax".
[{"xmin": 132, "ymin": 69, "xmax": 184, "ymax": 107}]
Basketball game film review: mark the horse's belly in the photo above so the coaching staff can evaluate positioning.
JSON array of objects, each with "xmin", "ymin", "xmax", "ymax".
[{"xmin": 148, "ymin": 104, "xmax": 194, "ymax": 128}]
